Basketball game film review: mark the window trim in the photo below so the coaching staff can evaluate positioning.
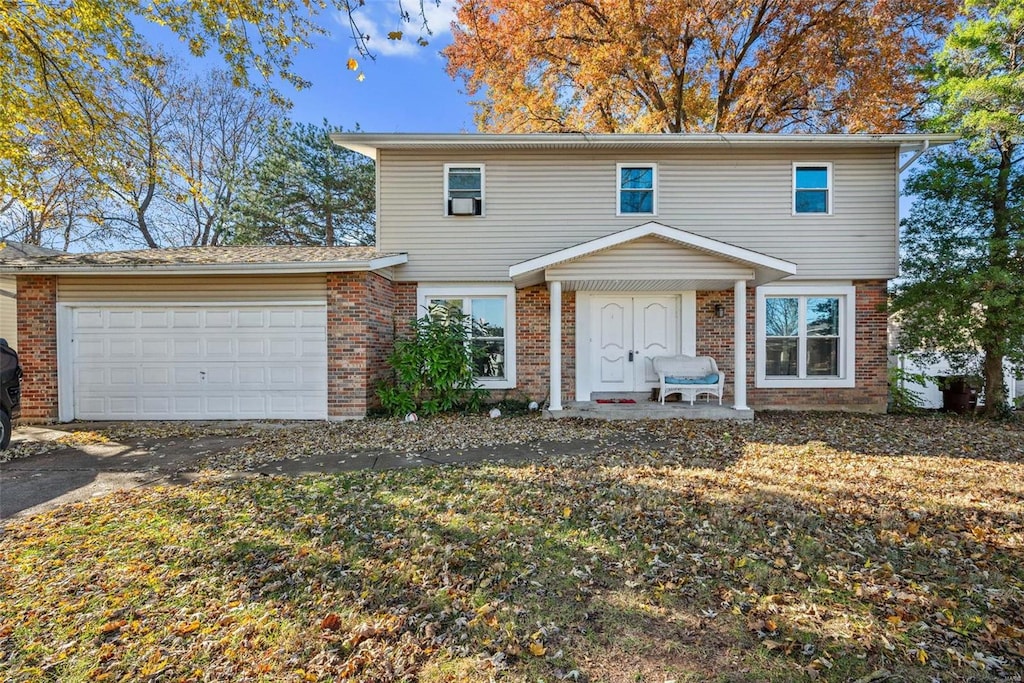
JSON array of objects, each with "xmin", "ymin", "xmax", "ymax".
[
  {"xmin": 443, "ymin": 163, "xmax": 485, "ymax": 217},
  {"xmin": 792, "ymin": 162, "xmax": 833, "ymax": 216},
  {"xmin": 616, "ymin": 163, "xmax": 658, "ymax": 217},
  {"xmin": 416, "ymin": 285, "xmax": 516, "ymax": 389},
  {"xmin": 755, "ymin": 284, "xmax": 855, "ymax": 388}
]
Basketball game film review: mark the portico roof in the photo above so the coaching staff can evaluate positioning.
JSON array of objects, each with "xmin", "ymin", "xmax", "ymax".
[{"xmin": 508, "ymin": 222, "xmax": 797, "ymax": 290}]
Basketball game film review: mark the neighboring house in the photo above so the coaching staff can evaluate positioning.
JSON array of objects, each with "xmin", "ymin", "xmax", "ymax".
[
  {"xmin": 1, "ymin": 133, "xmax": 955, "ymax": 423},
  {"xmin": 0, "ymin": 242, "xmax": 64, "ymax": 349},
  {"xmin": 889, "ymin": 354, "xmax": 1019, "ymax": 409}
]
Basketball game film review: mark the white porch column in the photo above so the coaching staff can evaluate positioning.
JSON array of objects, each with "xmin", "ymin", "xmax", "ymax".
[
  {"xmin": 549, "ymin": 280, "xmax": 563, "ymax": 411},
  {"xmin": 733, "ymin": 279, "xmax": 749, "ymax": 411}
]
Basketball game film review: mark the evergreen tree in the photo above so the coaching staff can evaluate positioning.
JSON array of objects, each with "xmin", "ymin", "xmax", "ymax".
[{"xmin": 229, "ymin": 120, "xmax": 375, "ymax": 246}]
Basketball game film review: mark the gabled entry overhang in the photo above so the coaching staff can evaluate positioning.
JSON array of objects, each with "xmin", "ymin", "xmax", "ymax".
[{"xmin": 508, "ymin": 222, "xmax": 797, "ymax": 289}]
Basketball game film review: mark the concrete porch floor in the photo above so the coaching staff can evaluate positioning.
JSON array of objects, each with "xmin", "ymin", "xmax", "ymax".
[{"xmin": 545, "ymin": 392, "xmax": 754, "ymax": 421}]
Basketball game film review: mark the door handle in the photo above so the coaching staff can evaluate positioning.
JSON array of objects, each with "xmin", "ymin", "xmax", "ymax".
[{"xmin": 628, "ymin": 351, "xmax": 634, "ymax": 362}]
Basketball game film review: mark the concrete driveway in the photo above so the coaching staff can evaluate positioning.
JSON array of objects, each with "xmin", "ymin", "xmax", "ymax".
[
  {"xmin": 0, "ymin": 424, "xmax": 257, "ymax": 521},
  {"xmin": 0, "ymin": 421, "xmax": 599, "ymax": 522}
]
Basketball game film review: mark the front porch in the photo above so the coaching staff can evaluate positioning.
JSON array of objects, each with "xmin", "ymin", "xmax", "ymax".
[
  {"xmin": 509, "ymin": 222, "xmax": 798, "ymax": 417},
  {"xmin": 549, "ymin": 392, "xmax": 754, "ymax": 421}
]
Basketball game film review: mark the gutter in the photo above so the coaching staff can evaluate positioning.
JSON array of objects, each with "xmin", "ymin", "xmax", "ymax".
[
  {"xmin": 0, "ymin": 254, "xmax": 409, "ymax": 276},
  {"xmin": 333, "ymin": 132, "xmax": 961, "ymax": 157}
]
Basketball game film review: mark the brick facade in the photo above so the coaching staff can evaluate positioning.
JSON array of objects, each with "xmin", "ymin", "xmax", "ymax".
[
  {"xmin": 388, "ymin": 283, "xmax": 573, "ymax": 406},
  {"xmin": 696, "ymin": 280, "xmax": 888, "ymax": 412},
  {"xmin": 515, "ymin": 285, "xmax": 575, "ymax": 404},
  {"xmin": 392, "ymin": 282, "xmax": 418, "ymax": 339},
  {"xmin": 10, "ymin": 273, "xmax": 887, "ymax": 422},
  {"xmin": 15, "ymin": 275, "xmax": 59, "ymax": 421},
  {"xmin": 326, "ymin": 272, "xmax": 396, "ymax": 419}
]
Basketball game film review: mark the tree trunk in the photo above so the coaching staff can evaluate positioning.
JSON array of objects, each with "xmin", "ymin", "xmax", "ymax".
[
  {"xmin": 980, "ymin": 141, "xmax": 1014, "ymax": 416},
  {"xmin": 325, "ymin": 209, "xmax": 334, "ymax": 247},
  {"xmin": 981, "ymin": 348, "xmax": 1007, "ymax": 415},
  {"xmin": 136, "ymin": 209, "xmax": 159, "ymax": 248}
]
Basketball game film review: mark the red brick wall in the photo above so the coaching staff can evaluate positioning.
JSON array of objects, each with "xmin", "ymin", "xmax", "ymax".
[
  {"xmin": 365, "ymin": 273, "xmax": 397, "ymax": 411},
  {"xmin": 326, "ymin": 272, "xmax": 396, "ymax": 419},
  {"xmin": 14, "ymin": 272, "xmax": 886, "ymax": 422},
  {"xmin": 15, "ymin": 275, "xmax": 58, "ymax": 421},
  {"xmin": 695, "ymin": 289, "xmax": 739, "ymax": 403},
  {"xmin": 515, "ymin": 285, "xmax": 575, "ymax": 404},
  {"xmin": 696, "ymin": 280, "xmax": 888, "ymax": 412},
  {"xmin": 392, "ymin": 283, "xmax": 418, "ymax": 340}
]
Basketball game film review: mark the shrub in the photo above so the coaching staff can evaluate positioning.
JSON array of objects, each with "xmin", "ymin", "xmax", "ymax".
[
  {"xmin": 378, "ymin": 310, "xmax": 484, "ymax": 417},
  {"xmin": 888, "ymin": 364, "xmax": 927, "ymax": 413}
]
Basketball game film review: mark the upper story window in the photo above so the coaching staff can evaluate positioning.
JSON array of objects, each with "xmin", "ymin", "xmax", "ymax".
[
  {"xmin": 445, "ymin": 163, "xmax": 484, "ymax": 216},
  {"xmin": 793, "ymin": 163, "xmax": 832, "ymax": 215},
  {"xmin": 617, "ymin": 163, "xmax": 657, "ymax": 215}
]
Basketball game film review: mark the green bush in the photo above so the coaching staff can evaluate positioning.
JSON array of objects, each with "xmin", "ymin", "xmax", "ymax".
[
  {"xmin": 887, "ymin": 364, "xmax": 927, "ymax": 413},
  {"xmin": 378, "ymin": 310, "xmax": 484, "ymax": 417}
]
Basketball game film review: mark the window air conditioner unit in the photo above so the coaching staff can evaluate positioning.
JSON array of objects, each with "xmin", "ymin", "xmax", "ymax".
[{"xmin": 450, "ymin": 197, "xmax": 478, "ymax": 215}]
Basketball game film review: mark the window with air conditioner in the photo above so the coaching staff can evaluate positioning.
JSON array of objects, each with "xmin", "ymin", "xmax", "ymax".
[{"xmin": 444, "ymin": 164, "xmax": 484, "ymax": 216}]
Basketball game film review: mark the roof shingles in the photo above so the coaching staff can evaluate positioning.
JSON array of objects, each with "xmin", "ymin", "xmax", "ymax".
[{"xmin": 0, "ymin": 245, "xmax": 403, "ymax": 271}]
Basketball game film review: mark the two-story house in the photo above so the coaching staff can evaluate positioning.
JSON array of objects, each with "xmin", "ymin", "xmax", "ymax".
[{"xmin": 2, "ymin": 133, "xmax": 953, "ymax": 423}]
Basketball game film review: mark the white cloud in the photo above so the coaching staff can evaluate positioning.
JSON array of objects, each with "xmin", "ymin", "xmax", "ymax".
[{"xmin": 339, "ymin": 1, "xmax": 456, "ymax": 58}]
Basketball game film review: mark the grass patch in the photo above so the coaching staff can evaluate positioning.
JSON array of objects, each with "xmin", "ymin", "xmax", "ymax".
[{"xmin": 1, "ymin": 414, "xmax": 1023, "ymax": 681}]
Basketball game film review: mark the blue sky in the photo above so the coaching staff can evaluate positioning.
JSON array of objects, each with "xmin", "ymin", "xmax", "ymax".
[
  {"xmin": 284, "ymin": 2, "xmax": 477, "ymax": 132},
  {"xmin": 143, "ymin": 1, "xmax": 475, "ymax": 132}
]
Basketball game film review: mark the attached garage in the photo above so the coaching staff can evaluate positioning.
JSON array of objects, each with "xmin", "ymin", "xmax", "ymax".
[
  {"xmin": 2, "ymin": 246, "xmax": 407, "ymax": 422},
  {"xmin": 67, "ymin": 304, "xmax": 328, "ymax": 420}
]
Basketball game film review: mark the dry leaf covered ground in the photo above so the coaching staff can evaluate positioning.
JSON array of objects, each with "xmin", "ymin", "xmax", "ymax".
[{"xmin": 1, "ymin": 412, "xmax": 1022, "ymax": 682}]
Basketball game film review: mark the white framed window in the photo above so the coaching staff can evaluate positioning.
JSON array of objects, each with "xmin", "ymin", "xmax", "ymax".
[
  {"xmin": 616, "ymin": 163, "xmax": 657, "ymax": 216},
  {"xmin": 793, "ymin": 162, "xmax": 832, "ymax": 215},
  {"xmin": 417, "ymin": 285, "xmax": 515, "ymax": 389},
  {"xmin": 444, "ymin": 163, "xmax": 484, "ymax": 216},
  {"xmin": 755, "ymin": 284, "xmax": 855, "ymax": 388}
]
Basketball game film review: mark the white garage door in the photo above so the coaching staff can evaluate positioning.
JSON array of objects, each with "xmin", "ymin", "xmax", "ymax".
[{"xmin": 70, "ymin": 305, "xmax": 328, "ymax": 420}]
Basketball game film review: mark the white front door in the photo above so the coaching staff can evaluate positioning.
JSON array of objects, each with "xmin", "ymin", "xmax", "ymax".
[{"xmin": 590, "ymin": 296, "xmax": 678, "ymax": 392}]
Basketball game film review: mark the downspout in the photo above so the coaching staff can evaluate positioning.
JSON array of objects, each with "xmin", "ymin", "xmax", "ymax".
[
  {"xmin": 899, "ymin": 139, "xmax": 930, "ymax": 174},
  {"xmin": 893, "ymin": 138, "xmax": 935, "ymax": 276}
]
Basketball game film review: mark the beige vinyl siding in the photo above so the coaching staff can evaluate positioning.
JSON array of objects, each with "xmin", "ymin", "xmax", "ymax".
[
  {"xmin": 547, "ymin": 236, "xmax": 753, "ymax": 281},
  {"xmin": 58, "ymin": 274, "xmax": 326, "ymax": 303},
  {"xmin": 377, "ymin": 147, "xmax": 898, "ymax": 282},
  {"xmin": 0, "ymin": 275, "xmax": 16, "ymax": 348}
]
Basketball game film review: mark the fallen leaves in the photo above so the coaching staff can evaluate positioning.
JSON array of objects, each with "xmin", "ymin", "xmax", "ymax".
[
  {"xmin": 54, "ymin": 431, "xmax": 109, "ymax": 446},
  {"xmin": 319, "ymin": 613, "xmax": 343, "ymax": 631},
  {"xmin": 171, "ymin": 621, "xmax": 201, "ymax": 636},
  {"xmin": 97, "ymin": 620, "xmax": 125, "ymax": 635},
  {"xmin": 1, "ymin": 412, "xmax": 1023, "ymax": 681}
]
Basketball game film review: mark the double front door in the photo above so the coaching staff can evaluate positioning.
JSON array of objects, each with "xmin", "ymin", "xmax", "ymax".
[{"xmin": 590, "ymin": 295, "xmax": 679, "ymax": 392}]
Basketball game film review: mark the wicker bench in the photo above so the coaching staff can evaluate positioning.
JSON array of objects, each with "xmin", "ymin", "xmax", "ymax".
[{"xmin": 652, "ymin": 355, "xmax": 725, "ymax": 406}]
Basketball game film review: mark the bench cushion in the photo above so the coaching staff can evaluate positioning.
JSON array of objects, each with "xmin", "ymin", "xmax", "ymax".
[{"xmin": 665, "ymin": 372, "xmax": 720, "ymax": 385}]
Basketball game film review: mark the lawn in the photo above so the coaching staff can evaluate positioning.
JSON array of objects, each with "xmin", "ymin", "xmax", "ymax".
[{"xmin": 1, "ymin": 413, "xmax": 1022, "ymax": 681}]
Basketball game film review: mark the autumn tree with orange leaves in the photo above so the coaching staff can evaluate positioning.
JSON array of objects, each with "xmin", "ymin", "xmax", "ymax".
[{"xmin": 445, "ymin": 0, "xmax": 958, "ymax": 133}]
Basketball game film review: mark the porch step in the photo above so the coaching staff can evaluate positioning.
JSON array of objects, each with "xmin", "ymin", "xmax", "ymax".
[{"xmin": 546, "ymin": 401, "xmax": 753, "ymax": 421}]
